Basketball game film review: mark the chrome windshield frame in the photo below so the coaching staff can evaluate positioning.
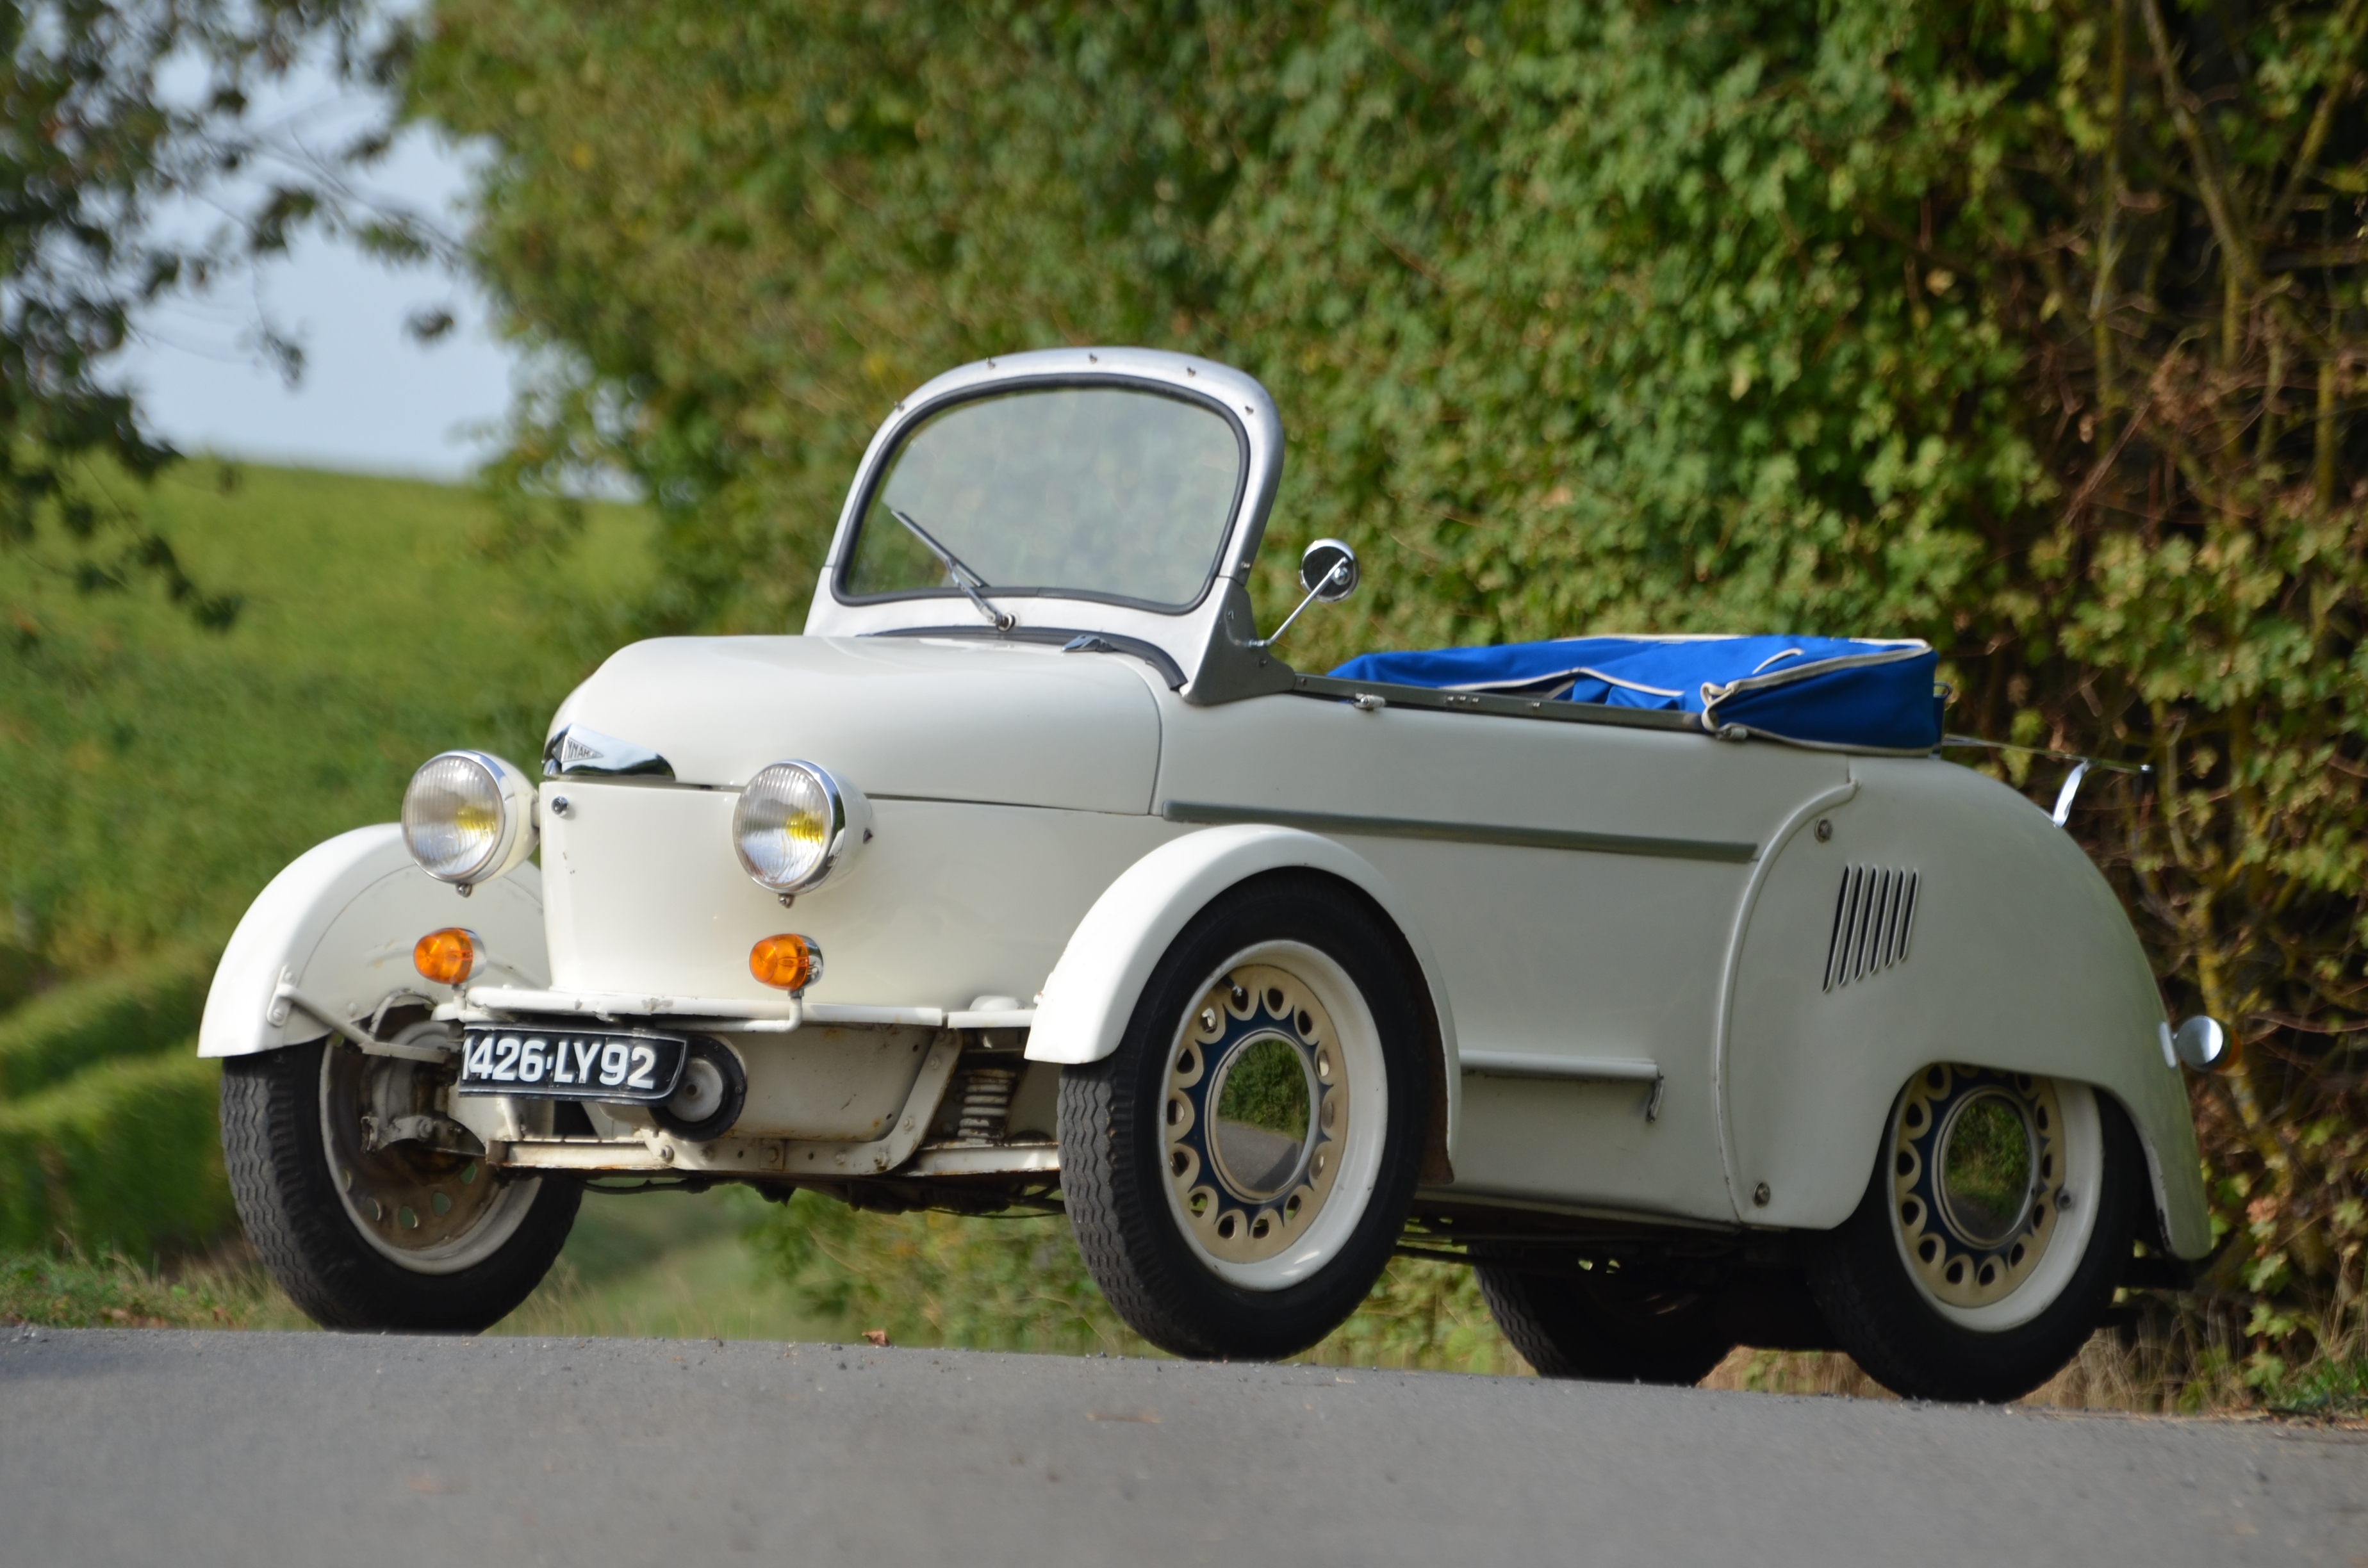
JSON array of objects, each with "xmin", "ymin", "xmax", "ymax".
[
  {"xmin": 832, "ymin": 376, "xmax": 1251, "ymax": 618},
  {"xmin": 805, "ymin": 348, "xmax": 1289, "ymax": 703}
]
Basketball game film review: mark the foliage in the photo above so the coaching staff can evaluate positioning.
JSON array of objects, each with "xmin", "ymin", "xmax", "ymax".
[
  {"xmin": 744, "ymin": 1189, "xmax": 1523, "ymax": 1371},
  {"xmin": 747, "ymin": 1193, "xmax": 1149, "ymax": 1355},
  {"xmin": 0, "ymin": 0, "xmax": 416, "ymax": 625},
  {"xmin": 0, "ymin": 1242, "xmax": 295, "ymax": 1328},
  {"xmin": 415, "ymin": 0, "xmax": 2368, "ymax": 1390}
]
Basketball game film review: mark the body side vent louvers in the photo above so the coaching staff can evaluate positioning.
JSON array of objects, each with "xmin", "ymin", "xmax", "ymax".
[{"xmin": 1824, "ymin": 866, "xmax": 1920, "ymax": 992}]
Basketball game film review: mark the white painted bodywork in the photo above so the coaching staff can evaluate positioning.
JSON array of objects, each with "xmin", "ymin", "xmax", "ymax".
[
  {"xmin": 541, "ymin": 634, "xmax": 1162, "ymax": 806},
  {"xmin": 1026, "ymin": 822, "xmax": 1459, "ymax": 1146},
  {"xmin": 199, "ymin": 824, "xmax": 547, "ymax": 1058},
  {"xmin": 1722, "ymin": 756, "xmax": 2212, "ymax": 1257},
  {"xmin": 208, "ymin": 348, "xmax": 2214, "ymax": 1259}
]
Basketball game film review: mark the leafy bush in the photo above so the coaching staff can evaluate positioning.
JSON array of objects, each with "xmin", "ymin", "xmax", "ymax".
[{"xmin": 416, "ymin": 0, "xmax": 2368, "ymax": 1388}]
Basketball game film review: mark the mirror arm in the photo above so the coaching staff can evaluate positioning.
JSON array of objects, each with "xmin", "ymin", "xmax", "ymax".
[{"xmin": 1247, "ymin": 561, "xmax": 1347, "ymax": 650}]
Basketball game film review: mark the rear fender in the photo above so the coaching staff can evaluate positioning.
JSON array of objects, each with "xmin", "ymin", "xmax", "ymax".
[
  {"xmin": 1720, "ymin": 759, "xmax": 2212, "ymax": 1258},
  {"xmin": 1024, "ymin": 824, "xmax": 1459, "ymax": 1164},
  {"xmin": 199, "ymin": 824, "xmax": 548, "ymax": 1058}
]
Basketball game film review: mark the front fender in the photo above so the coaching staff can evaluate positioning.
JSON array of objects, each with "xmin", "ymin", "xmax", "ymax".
[
  {"xmin": 198, "ymin": 824, "xmax": 548, "ymax": 1058},
  {"xmin": 1024, "ymin": 824, "xmax": 1458, "ymax": 1154}
]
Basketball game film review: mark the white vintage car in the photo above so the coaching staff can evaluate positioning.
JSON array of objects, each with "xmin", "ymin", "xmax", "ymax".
[{"xmin": 202, "ymin": 347, "xmax": 2223, "ymax": 1401}]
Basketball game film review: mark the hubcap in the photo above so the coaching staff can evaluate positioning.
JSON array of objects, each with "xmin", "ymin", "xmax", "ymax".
[
  {"xmin": 322, "ymin": 1027, "xmax": 538, "ymax": 1275},
  {"xmin": 1163, "ymin": 961, "xmax": 1351, "ymax": 1271},
  {"xmin": 1890, "ymin": 1065, "xmax": 2067, "ymax": 1311}
]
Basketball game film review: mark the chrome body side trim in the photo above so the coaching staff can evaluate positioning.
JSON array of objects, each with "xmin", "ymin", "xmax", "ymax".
[
  {"xmin": 1459, "ymin": 1052, "xmax": 1661, "ymax": 1084},
  {"xmin": 1158, "ymin": 801, "xmax": 1759, "ymax": 865},
  {"xmin": 1461, "ymin": 1050, "xmax": 1666, "ymax": 1123},
  {"xmin": 1290, "ymin": 673, "xmax": 1702, "ymax": 733}
]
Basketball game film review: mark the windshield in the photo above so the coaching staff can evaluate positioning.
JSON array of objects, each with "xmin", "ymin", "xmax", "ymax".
[{"xmin": 841, "ymin": 385, "xmax": 1244, "ymax": 612}]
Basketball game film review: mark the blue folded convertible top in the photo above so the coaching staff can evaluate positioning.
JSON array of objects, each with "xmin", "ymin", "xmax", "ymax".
[{"xmin": 1329, "ymin": 635, "xmax": 1944, "ymax": 753}]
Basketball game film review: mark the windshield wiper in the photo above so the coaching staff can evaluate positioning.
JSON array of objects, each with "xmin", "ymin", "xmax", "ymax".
[{"xmin": 889, "ymin": 508, "xmax": 1014, "ymax": 632}]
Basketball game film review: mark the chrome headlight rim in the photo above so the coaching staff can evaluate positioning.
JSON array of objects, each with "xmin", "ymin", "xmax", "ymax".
[
  {"xmin": 732, "ymin": 759, "xmax": 869, "ymax": 895},
  {"xmin": 402, "ymin": 749, "xmax": 539, "ymax": 886}
]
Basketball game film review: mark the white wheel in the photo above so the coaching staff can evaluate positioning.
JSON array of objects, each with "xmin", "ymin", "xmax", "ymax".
[
  {"xmin": 1887, "ymin": 1065, "xmax": 2102, "ymax": 1332},
  {"xmin": 1808, "ymin": 1065, "xmax": 2141, "ymax": 1402},
  {"xmin": 1158, "ymin": 946, "xmax": 1388, "ymax": 1291},
  {"xmin": 1060, "ymin": 874, "xmax": 1427, "ymax": 1360}
]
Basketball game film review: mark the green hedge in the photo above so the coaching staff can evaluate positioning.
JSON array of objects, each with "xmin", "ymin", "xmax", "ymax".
[
  {"xmin": 0, "ymin": 1049, "xmax": 231, "ymax": 1260},
  {"xmin": 0, "ymin": 952, "xmax": 212, "ymax": 1100}
]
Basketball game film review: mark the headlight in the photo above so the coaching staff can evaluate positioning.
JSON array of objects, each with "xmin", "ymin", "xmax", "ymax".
[
  {"xmin": 732, "ymin": 760, "xmax": 871, "ymax": 895},
  {"xmin": 402, "ymin": 750, "xmax": 539, "ymax": 886}
]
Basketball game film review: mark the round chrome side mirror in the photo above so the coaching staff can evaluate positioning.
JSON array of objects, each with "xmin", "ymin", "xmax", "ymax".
[
  {"xmin": 2172, "ymin": 1015, "xmax": 2229, "ymax": 1070},
  {"xmin": 1300, "ymin": 539, "xmax": 1360, "ymax": 603}
]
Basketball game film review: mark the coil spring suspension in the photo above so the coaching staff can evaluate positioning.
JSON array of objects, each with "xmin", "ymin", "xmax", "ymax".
[{"xmin": 950, "ymin": 1065, "xmax": 1018, "ymax": 1145}]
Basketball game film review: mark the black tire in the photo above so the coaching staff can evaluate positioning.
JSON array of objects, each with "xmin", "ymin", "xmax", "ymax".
[
  {"xmin": 1805, "ymin": 1070, "xmax": 2142, "ymax": 1402},
  {"xmin": 1475, "ymin": 1258, "xmax": 1735, "ymax": 1385},
  {"xmin": 1058, "ymin": 872, "xmax": 1429, "ymax": 1360},
  {"xmin": 221, "ymin": 1038, "xmax": 580, "ymax": 1332}
]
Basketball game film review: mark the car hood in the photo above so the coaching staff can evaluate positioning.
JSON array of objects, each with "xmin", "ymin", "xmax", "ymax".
[{"xmin": 546, "ymin": 635, "xmax": 1163, "ymax": 814}]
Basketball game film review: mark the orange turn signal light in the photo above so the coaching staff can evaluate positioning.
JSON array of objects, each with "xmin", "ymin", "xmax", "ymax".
[
  {"xmin": 414, "ymin": 927, "xmax": 483, "ymax": 987},
  {"xmin": 750, "ymin": 933, "xmax": 823, "ymax": 992}
]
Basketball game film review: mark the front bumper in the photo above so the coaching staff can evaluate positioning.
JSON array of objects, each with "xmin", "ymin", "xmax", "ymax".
[{"xmin": 438, "ymin": 987, "xmax": 1053, "ymax": 1181}]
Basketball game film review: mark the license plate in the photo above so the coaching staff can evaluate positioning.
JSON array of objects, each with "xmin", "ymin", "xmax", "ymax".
[{"xmin": 456, "ymin": 1027, "xmax": 687, "ymax": 1102}]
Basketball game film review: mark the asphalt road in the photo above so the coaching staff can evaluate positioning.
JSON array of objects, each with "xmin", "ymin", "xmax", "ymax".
[{"xmin": 4, "ymin": 1327, "xmax": 2364, "ymax": 1567}]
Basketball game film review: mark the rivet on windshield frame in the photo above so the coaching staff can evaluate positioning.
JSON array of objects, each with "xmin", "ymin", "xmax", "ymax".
[
  {"xmin": 1752, "ymin": 1182, "xmax": 1772, "ymax": 1207},
  {"xmin": 1814, "ymin": 818, "xmax": 1832, "ymax": 842}
]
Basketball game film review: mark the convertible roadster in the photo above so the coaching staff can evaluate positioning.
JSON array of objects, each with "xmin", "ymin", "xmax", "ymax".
[{"xmin": 202, "ymin": 347, "xmax": 2224, "ymax": 1401}]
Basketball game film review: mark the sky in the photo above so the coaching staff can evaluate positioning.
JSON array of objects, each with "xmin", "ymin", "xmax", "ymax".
[{"xmin": 115, "ymin": 61, "xmax": 522, "ymax": 484}]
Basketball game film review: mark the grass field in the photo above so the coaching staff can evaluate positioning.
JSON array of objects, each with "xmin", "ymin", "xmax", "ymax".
[
  {"xmin": 0, "ymin": 459, "xmax": 659, "ymax": 1264},
  {"xmin": 0, "ymin": 459, "xmax": 655, "ymax": 984}
]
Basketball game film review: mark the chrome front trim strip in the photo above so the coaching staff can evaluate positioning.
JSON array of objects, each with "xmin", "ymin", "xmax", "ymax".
[
  {"xmin": 1159, "ymin": 801, "xmax": 1758, "ymax": 865},
  {"xmin": 447, "ymin": 987, "xmax": 1035, "ymax": 1034}
]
